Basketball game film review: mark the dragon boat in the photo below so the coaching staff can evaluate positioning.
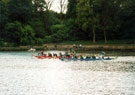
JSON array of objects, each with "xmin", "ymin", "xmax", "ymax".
[
  {"xmin": 35, "ymin": 56, "xmax": 114, "ymax": 61},
  {"xmin": 35, "ymin": 56, "xmax": 71, "ymax": 59},
  {"xmin": 60, "ymin": 58, "xmax": 114, "ymax": 61}
]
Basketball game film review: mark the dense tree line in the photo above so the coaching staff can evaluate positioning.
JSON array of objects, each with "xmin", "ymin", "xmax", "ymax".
[
  {"xmin": 67, "ymin": 0, "xmax": 135, "ymax": 43},
  {"xmin": 0, "ymin": 0, "xmax": 134, "ymax": 46}
]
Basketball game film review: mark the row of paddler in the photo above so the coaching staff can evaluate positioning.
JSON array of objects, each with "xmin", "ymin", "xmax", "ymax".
[{"xmin": 37, "ymin": 50, "xmax": 106, "ymax": 59}]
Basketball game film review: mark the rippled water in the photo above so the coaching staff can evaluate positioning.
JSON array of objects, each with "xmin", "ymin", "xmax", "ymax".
[{"xmin": 0, "ymin": 51, "xmax": 135, "ymax": 95}]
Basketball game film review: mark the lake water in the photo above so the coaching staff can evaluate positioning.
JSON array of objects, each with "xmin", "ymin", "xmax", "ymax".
[{"xmin": 0, "ymin": 51, "xmax": 135, "ymax": 95}]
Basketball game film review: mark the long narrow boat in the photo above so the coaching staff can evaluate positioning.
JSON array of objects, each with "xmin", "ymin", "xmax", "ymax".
[
  {"xmin": 35, "ymin": 56, "xmax": 61, "ymax": 59},
  {"xmin": 35, "ymin": 56, "xmax": 71, "ymax": 59},
  {"xmin": 60, "ymin": 58, "xmax": 114, "ymax": 61},
  {"xmin": 35, "ymin": 56, "xmax": 114, "ymax": 61}
]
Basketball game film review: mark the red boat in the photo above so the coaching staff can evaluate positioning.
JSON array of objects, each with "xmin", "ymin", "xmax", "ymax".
[{"xmin": 35, "ymin": 56, "xmax": 71, "ymax": 59}]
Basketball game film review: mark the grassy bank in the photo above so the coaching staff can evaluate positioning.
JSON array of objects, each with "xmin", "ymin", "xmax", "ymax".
[
  {"xmin": 58, "ymin": 41, "xmax": 135, "ymax": 46},
  {"xmin": 0, "ymin": 43, "xmax": 135, "ymax": 52}
]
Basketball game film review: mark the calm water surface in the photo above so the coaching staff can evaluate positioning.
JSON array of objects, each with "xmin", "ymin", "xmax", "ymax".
[{"xmin": 0, "ymin": 51, "xmax": 135, "ymax": 95}]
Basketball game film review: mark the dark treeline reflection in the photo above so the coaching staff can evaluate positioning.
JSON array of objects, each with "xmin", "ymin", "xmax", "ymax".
[{"xmin": 0, "ymin": 0, "xmax": 135, "ymax": 46}]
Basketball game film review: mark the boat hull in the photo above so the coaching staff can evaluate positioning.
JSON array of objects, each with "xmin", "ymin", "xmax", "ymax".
[
  {"xmin": 35, "ymin": 56, "xmax": 71, "ymax": 59},
  {"xmin": 35, "ymin": 56, "xmax": 114, "ymax": 61},
  {"xmin": 60, "ymin": 58, "xmax": 114, "ymax": 61}
]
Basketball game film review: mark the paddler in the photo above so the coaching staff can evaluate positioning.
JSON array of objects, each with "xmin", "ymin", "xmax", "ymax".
[
  {"xmin": 55, "ymin": 53, "xmax": 58, "ymax": 57},
  {"xmin": 80, "ymin": 55, "xmax": 85, "ymax": 59},
  {"xmin": 65, "ymin": 50, "xmax": 70, "ymax": 57},
  {"xmin": 88, "ymin": 54, "xmax": 92, "ymax": 59},
  {"xmin": 41, "ymin": 50, "xmax": 44, "ymax": 56},
  {"xmin": 101, "ymin": 51, "xmax": 105, "ymax": 59},
  {"xmin": 86, "ymin": 54, "xmax": 89, "ymax": 59},
  {"xmin": 86, "ymin": 54, "xmax": 91, "ymax": 59},
  {"xmin": 59, "ymin": 52, "xmax": 63, "ymax": 57},
  {"xmin": 92, "ymin": 53, "xmax": 96, "ymax": 59},
  {"xmin": 48, "ymin": 53, "xmax": 52, "ymax": 57},
  {"xmin": 73, "ymin": 54, "xmax": 78, "ymax": 59},
  {"xmin": 71, "ymin": 49, "xmax": 75, "ymax": 54}
]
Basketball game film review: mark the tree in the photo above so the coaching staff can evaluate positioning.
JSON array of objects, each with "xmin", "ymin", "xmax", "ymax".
[
  {"xmin": 44, "ymin": 0, "xmax": 54, "ymax": 35},
  {"xmin": 5, "ymin": 21, "xmax": 35, "ymax": 46},
  {"xmin": 8, "ymin": 0, "xmax": 33, "ymax": 24},
  {"xmin": 76, "ymin": 0, "xmax": 99, "ymax": 43},
  {"xmin": 0, "ymin": 1, "xmax": 9, "ymax": 38},
  {"xmin": 33, "ymin": 0, "xmax": 46, "ymax": 12},
  {"xmin": 97, "ymin": 0, "xmax": 117, "ymax": 43},
  {"xmin": 4, "ymin": 21, "xmax": 23, "ymax": 46},
  {"xmin": 66, "ymin": 0, "xmax": 78, "ymax": 40},
  {"xmin": 118, "ymin": 0, "xmax": 135, "ymax": 40},
  {"xmin": 21, "ymin": 25, "xmax": 35, "ymax": 45},
  {"xmin": 58, "ymin": 0, "xmax": 67, "ymax": 20},
  {"xmin": 59, "ymin": 0, "xmax": 67, "ymax": 14},
  {"xmin": 33, "ymin": 0, "xmax": 54, "ymax": 36},
  {"xmin": 45, "ymin": 0, "xmax": 54, "ymax": 11},
  {"xmin": 66, "ymin": 0, "xmax": 77, "ymax": 19},
  {"xmin": 51, "ymin": 24, "xmax": 69, "ymax": 42},
  {"xmin": 29, "ymin": 18, "xmax": 45, "ymax": 38}
]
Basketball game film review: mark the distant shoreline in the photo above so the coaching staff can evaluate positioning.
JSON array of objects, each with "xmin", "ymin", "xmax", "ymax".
[{"xmin": 0, "ymin": 44, "xmax": 135, "ymax": 51}]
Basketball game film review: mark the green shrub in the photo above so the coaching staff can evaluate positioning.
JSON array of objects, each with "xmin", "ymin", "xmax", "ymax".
[
  {"xmin": 5, "ymin": 21, "xmax": 23, "ymax": 46},
  {"xmin": 1, "ymin": 42, "xmax": 9, "ymax": 47},
  {"xmin": 50, "ymin": 24, "xmax": 69, "ymax": 42},
  {"xmin": 21, "ymin": 25, "xmax": 35, "ymax": 45},
  {"xmin": 44, "ymin": 36, "xmax": 53, "ymax": 43},
  {"xmin": 36, "ymin": 38, "xmax": 44, "ymax": 45}
]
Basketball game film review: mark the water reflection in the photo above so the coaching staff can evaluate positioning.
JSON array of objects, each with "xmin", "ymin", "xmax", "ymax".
[{"xmin": 0, "ymin": 52, "xmax": 135, "ymax": 95}]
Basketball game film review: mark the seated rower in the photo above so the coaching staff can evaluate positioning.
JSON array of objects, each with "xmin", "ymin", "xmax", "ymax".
[
  {"xmin": 80, "ymin": 55, "xmax": 85, "ymax": 59},
  {"xmin": 86, "ymin": 54, "xmax": 92, "ymax": 59},
  {"xmin": 41, "ymin": 50, "xmax": 44, "ymax": 56},
  {"xmin": 66, "ymin": 49, "xmax": 70, "ymax": 54},
  {"xmin": 65, "ymin": 51, "xmax": 68, "ymax": 56},
  {"xmin": 73, "ymin": 54, "xmax": 78, "ymax": 59},
  {"xmin": 53, "ymin": 53, "xmax": 57, "ymax": 57},
  {"xmin": 55, "ymin": 53, "xmax": 58, "ymax": 57},
  {"xmin": 59, "ymin": 52, "xmax": 63, "ymax": 57},
  {"xmin": 48, "ymin": 53, "xmax": 52, "ymax": 57},
  {"xmin": 65, "ymin": 51, "xmax": 70, "ymax": 57},
  {"xmin": 71, "ymin": 49, "xmax": 75, "ymax": 54},
  {"xmin": 92, "ymin": 53, "xmax": 96, "ymax": 59},
  {"xmin": 88, "ymin": 54, "xmax": 92, "ymax": 59},
  {"xmin": 85, "ymin": 54, "xmax": 89, "ymax": 59}
]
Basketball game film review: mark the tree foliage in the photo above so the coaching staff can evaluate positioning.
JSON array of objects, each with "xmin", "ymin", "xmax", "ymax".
[
  {"xmin": 4, "ymin": 21, "xmax": 23, "ymax": 45},
  {"xmin": 0, "ymin": 0, "xmax": 135, "ymax": 46},
  {"xmin": 7, "ymin": 0, "xmax": 33, "ymax": 24}
]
